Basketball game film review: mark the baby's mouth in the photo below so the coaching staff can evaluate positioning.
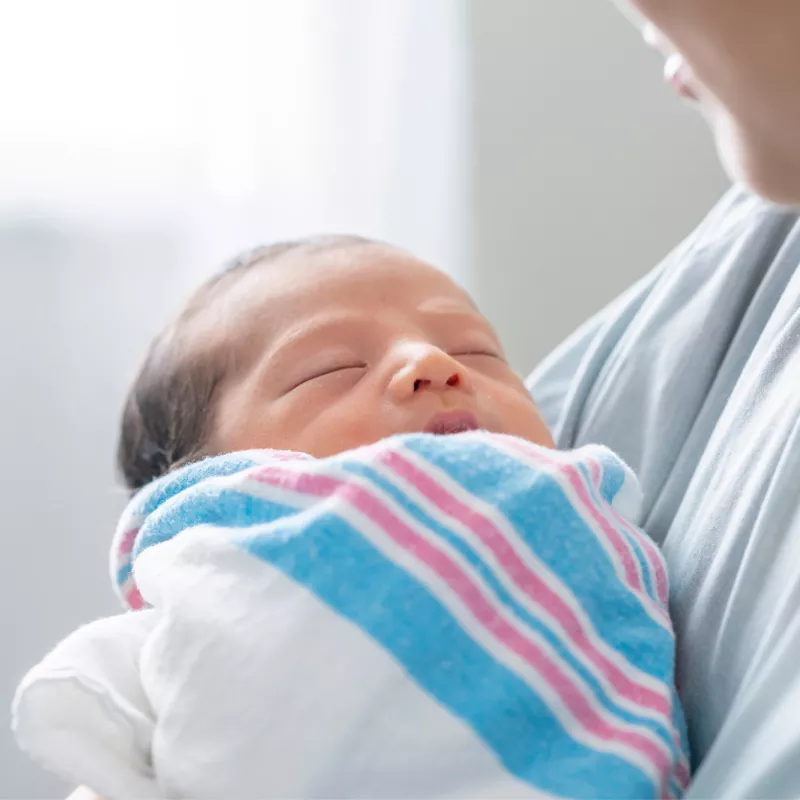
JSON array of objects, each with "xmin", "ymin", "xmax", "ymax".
[{"xmin": 424, "ymin": 411, "xmax": 481, "ymax": 436}]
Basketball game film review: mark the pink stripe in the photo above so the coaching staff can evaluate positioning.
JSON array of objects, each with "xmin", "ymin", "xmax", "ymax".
[
  {"xmin": 545, "ymin": 457, "xmax": 640, "ymax": 588},
  {"xmin": 126, "ymin": 585, "xmax": 144, "ymax": 610},
  {"xmin": 506, "ymin": 441, "xmax": 666, "ymax": 622},
  {"xmin": 581, "ymin": 453, "xmax": 668, "ymax": 608},
  {"xmin": 117, "ymin": 527, "xmax": 139, "ymax": 556},
  {"xmin": 252, "ymin": 464, "xmax": 672, "ymax": 783},
  {"xmin": 261, "ymin": 451, "xmax": 314, "ymax": 463},
  {"xmin": 577, "ymin": 460, "xmax": 683, "ymax": 780},
  {"xmin": 675, "ymin": 760, "xmax": 691, "ymax": 789},
  {"xmin": 543, "ymin": 456, "xmax": 687, "ymax": 788},
  {"xmin": 576, "ymin": 456, "xmax": 655, "ymax": 607},
  {"xmin": 603, "ymin": 492, "xmax": 669, "ymax": 607},
  {"xmin": 504, "ymin": 441, "xmax": 685, "ymax": 778},
  {"xmin": 380, "ymin": 449, "xmax": 671, "ymax": 716}
]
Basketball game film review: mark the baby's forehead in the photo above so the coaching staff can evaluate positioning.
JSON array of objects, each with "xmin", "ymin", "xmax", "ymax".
[
  {"xmin": 186, "ymin": 244, "xmax": 481, "ymax": 371},
  {"xmin": 232, "ymin": 245, "xmax": 470, "ymax": 321}
]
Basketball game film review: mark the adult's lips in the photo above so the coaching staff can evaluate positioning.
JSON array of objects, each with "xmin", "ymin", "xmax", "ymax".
[{"xmin": 643, "ymin": 24, "xmax": 699, "ymax": 102}]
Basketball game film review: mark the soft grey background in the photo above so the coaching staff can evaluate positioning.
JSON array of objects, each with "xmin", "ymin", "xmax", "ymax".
[
  {"xmin": 1, "ymin": 2, "xmax": 727, "ymax": 796},
  {"xmin": 468, "ymin": 0, "xmax": 727, "ymax": 369}
]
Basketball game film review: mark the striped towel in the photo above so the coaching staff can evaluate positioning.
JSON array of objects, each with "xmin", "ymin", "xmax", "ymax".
[{"xmin": 111, "ymin": 432, "xmax": 689, "ymax": 799}]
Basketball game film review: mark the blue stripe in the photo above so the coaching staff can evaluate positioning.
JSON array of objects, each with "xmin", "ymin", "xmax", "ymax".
[
  {"xmin": 229, "ymin": 491, "xmax": 658, "ymax": 798},
  {"xmin": 117, "ymin": 562, "xmax": 133, "ymax": 589},
  {"xmin": 135, "ymin": 483, "xmax": 298, "ymax": 556},
  {"xmin": 580, "ymin": 460, "xmax": 657, "ymax": 604},
  {"xmin": 118, "ymin": 442, "xmax": 685, "ymax": 795},
  {"xmin": 134, "ymin": 453, "xmax": 261, "ymax": 519},
  {"xmin": 342, "ymin": 460, "xmax": 680, "ymax": 754},
  {"xmin": 401, "ymin": 436, "xmax": 676, "ymax": 684},
  {"xmin": 597, "ymin": 454, "xmax": 625, "ymax": 506},
  {"xmin": 116, "ymin": 454, "xmax": 262, "ymax": 588},
  {"xmin": 593, "ymin": 452, "xmax": 663, "ymax": 607}
]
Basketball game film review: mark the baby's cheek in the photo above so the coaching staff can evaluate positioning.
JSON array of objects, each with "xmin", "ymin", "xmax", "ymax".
[
  {"xmin": 294, "ymin": 411, "xmax": 386, "ymax": 458},
  {"xmin": 528, "ymin": 407, "xmax": 555, "ymax": 448},
  {"xmin": 495, "ymin": 391, "xmax": 554, "ymax": 449}
]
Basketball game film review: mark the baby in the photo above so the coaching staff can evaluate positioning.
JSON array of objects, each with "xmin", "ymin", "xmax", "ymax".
[
  {"xmin": 14, "ymin": 236, "xmax": 689, "ymax": 799},
  {"xmin": 116, "ymin": 235, "xmax": 554, "ymax": 491}
]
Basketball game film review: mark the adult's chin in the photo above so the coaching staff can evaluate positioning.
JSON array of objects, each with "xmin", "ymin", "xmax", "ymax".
[{"xmin": 712, "ymin": 108, "xmax": 800, "ymax": 208}]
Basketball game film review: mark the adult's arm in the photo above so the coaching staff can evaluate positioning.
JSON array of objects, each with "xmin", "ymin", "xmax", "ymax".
[
  {"xmin": 528, "ymin": 187, "xmax": 798, "ymax": 524},
  {"xmin": 528, "ymin": 185, "xmax": 800, "ymax": 798}
]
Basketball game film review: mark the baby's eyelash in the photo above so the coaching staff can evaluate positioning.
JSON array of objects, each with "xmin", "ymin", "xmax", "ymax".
[
  {"xmin": 291, "ymin": 364, "xmax": 367, "ymax": 391},
  {"xmin": 452, "ymin": 349, "xmax": 502, "ymax": 359}
]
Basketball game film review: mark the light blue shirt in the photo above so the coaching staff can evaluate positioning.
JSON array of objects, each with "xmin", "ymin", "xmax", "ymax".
[{"xmin": 528, "ymin": 187, "xmax": 800, "ymax": 798}]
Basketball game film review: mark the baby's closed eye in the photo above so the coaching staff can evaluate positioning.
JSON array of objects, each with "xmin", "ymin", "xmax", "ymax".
[
  {"xmin": 286, "ymin": 362, "xmax": 368, "ymax": 393},
  {"xmin": 450, "ymin": 348, "xmax": 503, "ymax": 360}
]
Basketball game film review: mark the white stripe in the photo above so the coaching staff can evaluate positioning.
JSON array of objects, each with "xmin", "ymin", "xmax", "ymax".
[
  {"xmin": 577, "ymin": 448, "xmax": 666, "ymax": 608},
  {"xmin": 490, "ymin": 439, "xmax": 690, "ymax": 777},
  {"xmin": 375, "ymin": 446, "xmax": 673, "ymax": 721},
  {"xmin": 526, "ymin": 443, "xmax": 662, "ymax": 580},
  {"xmin": 599, "ymin": 461, "xmax": 669, "ymax": 606},
  {"xmin": 575, "ymin": 457, "xmax": 653, "ymax": 602},
  {"xmin": 241, "ymin": 462, "xmax": 670, "ymax": 786},
  {"xmin": 491, "ymin": 438, "xmax": 670, "ymax": 631},
  {"xmin": 117, "ymin": 575, "xmax": 137, "ymax": 605},
  {"xmin": 123, "ymin": 452, "xmax": 681, "ymax": 782}
]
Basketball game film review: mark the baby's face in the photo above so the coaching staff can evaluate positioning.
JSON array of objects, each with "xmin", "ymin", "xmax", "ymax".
[{"xmin": 205, "ymin": 243, "xmax": 553, "ymax": 458}]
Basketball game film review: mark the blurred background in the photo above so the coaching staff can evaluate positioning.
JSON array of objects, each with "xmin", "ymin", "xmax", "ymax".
[{"xmin": 0, "ymin": 0, "xmax": 727, "ymax": 795}]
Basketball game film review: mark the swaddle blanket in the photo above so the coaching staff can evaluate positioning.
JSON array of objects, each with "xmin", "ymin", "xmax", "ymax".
[{"xmin": 14, "ymin": 433, "xmax": 689, "ymax": 799}]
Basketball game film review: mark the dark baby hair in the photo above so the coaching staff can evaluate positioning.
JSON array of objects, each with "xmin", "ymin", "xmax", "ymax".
[{"xmin": 117, "ymin": 235, "xmax": 373, "ymax": 492}]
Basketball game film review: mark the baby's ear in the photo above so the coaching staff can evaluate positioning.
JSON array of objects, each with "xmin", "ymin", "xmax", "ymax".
[{"xmin": 581, "ymin": 444, "xmax": 643, "ymax": 525}]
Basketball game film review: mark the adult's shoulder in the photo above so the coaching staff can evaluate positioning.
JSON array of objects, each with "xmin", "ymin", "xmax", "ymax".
[
  {"xmin": 528, "ymin": 186, "xmax": 800, "ymax": 513},
  {"xmin": 680, "ymin": 186, "xmax": 799, "ymax": 268}
]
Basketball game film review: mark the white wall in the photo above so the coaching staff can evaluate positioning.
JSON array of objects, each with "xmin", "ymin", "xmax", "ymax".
[
  {"xmin": 1, "ymin": 227, "xmax": 195, "ymax": 798},
  {"xmin": 467, "ymin": 0, "xmax": 729, "ymax": 371},
  {"xmin": 1, "ymin": 1, "xmax": 467, "ymax": 794}
]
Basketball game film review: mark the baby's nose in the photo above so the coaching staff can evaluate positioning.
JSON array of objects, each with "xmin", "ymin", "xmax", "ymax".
[
  {"xmin": 388, "ymin": 345, "xmax": 471, "ymax": 399},
  {"xmin": 413, "ymin": 373, "xmax": 461, "ymax": 392}
]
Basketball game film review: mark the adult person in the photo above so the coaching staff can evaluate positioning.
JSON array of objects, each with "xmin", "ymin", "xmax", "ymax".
[
  {"xmin": 530, "ymin": 0, "xmax": 800, "ymax": 795},
  {"xmin": 70, "ymin": 0, "xmax": 800, "ymax": 796}
]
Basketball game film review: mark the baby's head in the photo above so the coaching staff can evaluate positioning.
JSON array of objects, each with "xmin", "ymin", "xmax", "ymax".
[{"xmin": 118, "ymin": 236, "xmax": 553, "ymax": 490}]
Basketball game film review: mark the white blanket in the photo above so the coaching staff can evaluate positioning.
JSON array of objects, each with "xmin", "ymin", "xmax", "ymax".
[{"xmin": 14, "ymin": 434, "xmax": 688, "ymax": 798}]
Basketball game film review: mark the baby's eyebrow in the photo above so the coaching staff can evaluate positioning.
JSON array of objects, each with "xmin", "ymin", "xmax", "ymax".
[
  {"xmin": 416, "ymin": 296, "xmax": 479, "ymax": 315},
  {"xmin": 266, "ymin": 314, "xmax": 372, "ymax": 360},
  {"xmin": 418, "ymin": 304, "xmax": 499, "ymax": 336}
]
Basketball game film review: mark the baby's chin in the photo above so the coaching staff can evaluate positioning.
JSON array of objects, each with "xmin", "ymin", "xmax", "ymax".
[
  {"xmin": 493, "ymin": 413, "xmax": 555, "ymax": 451},
  {"xmin": 505, "ymin": 425, "xmax": 556, "ymax": 450}
]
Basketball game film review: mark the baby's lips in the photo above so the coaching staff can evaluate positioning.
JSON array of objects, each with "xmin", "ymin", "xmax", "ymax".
[{"xmin": 424, "ymin": 410, "xmax": 480, "ymax": 436}]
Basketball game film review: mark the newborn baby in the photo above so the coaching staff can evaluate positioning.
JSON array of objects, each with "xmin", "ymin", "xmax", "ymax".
[
  {"xmin": 14, "ymin": 236, "xmax": 689, "ymax": 799},
  {"xmin": 116, "ymin": 235, "xmax": 555, "ymax": 490}
]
